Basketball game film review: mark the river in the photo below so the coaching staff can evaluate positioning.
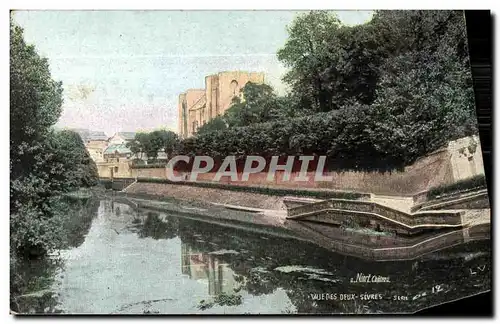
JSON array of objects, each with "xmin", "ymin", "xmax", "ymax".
[{"xmin": 12, "ymin": 197, "xmax": 491, "ymax": 314}]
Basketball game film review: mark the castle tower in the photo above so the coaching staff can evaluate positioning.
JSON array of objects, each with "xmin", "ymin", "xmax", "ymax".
[{"xmin": 178, "ymin": 71, "xmax": 265, "ymax": 138}]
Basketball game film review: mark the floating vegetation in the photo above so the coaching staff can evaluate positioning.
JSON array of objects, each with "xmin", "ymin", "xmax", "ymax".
[{"xmin": 198, "ymin": 293, "xmax": 243, "ymax": 310}]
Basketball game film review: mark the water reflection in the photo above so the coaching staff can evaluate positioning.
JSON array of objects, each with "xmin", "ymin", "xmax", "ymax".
[
  {"xmin": 11, "ymin": 196, "xmax": 100, "ymax": 314},
  {"xmin": 12, "ymin": 198, "xmax": 491, "ymax": 315},
  {"xmin": 134, "ymin": 204, "xmax": 491, "ymax": 314},
  {"xmin": 181, "ymin": 243, "xmax": 238, "ymax": 296}
]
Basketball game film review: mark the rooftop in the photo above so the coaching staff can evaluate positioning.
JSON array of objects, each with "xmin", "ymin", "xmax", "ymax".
[
  {"xmin": 87, "ymin": 131, "xmax": 108, "ymax": 141},
  {"xmin": 71, "ymin": 129, "xmax": 108, "ymax": 141},
  {"xmin": 115, "ymin": 132, "xmax": 136, "ymax": 140},
  {"xmin": 104, "ymin": 143, "xmax": 132, "ymax": 155}
]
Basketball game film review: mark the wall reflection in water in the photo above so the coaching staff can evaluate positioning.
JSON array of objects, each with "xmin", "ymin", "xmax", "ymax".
[
  {"xmin": 13, "ymin": 198, "xmax": 490, "ymax": 315},
  {"xmin": 181, "ymin": 243, "xmax": 238, "ymax": 296}
]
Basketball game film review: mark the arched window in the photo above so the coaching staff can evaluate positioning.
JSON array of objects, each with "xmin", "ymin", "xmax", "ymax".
[{"xmin": 230, "ymin": 80, "xmax": 238, "ymax": 96}]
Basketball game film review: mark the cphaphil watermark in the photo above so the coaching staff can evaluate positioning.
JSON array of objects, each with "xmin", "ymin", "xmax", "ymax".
[{"xmin": 165, "ymin": 155, "xmax": 333, "ymax": 182}]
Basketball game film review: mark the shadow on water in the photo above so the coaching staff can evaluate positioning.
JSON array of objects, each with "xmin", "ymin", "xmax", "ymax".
[
  {"xmin": 12, "ymin": 198, "xmax": 491, "ymax": 314},
  {"xmin": 131, "ymin": 207, "xmax": 491, "ymax": 314},
  {"xmin": 11, "ymin": 196, "xmax": 100, "ymax": 314}
]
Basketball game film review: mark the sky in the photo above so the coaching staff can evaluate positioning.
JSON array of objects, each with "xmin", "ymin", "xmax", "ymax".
[{"xmin": 12, "ymin": 10, "xmax": 374, "ymax": 136}]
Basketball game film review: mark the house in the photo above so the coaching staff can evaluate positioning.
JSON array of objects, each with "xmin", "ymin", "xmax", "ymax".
[
  {"xmin": 85, "ymin": 131, "xmax": 108, "ymax": 162},
  {"xmin": 72, "ymin": 129, "xmax": 109, "ymax": 162},
  {"xmin": 108, "ymin": 132, "xmax": 137, "ymax": 145},
  {"xmin": 103, "ymin": 143, "xmax": 132, "ymax": 163}
]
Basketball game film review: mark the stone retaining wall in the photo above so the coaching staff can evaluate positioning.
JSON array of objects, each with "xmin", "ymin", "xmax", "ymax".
[
  {"xmin": 98, "ymin": 135, "xmax": 485, "ymax": 196},
  {"xmin": 286, "ymin": 198, "xmax": 465, "ymax": 235}
]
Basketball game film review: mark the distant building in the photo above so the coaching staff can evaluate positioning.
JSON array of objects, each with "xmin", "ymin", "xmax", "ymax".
[
  {"xmin": 178, "ymin": 71, "xmax": 265, "ymax": 138},
  {"xmin": 108, "ymin": 132, "xmax": 136, "ymax": 145},
  {"xmin": 103, "ymin": 143, "xmax": 132, "ymax": 163},
  {"xmin": 71, "ymin": 129, "xmax": 109, "ymax": 163}
]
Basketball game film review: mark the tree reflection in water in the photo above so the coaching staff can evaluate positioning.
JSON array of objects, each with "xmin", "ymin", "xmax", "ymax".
[
  {"xmin": 133, "ymin": 209, "xmax": 491, "ymax": 314},
  {"xmin": 11, "ymin": 197, "xmax": 101, "ymax": 314},
  {"xmin": 138, "ymin": 212, "xmax": 179, "ymax": 240}
]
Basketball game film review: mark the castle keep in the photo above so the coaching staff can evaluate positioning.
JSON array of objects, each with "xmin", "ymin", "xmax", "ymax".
[{"xmin": 178, "ymin": 71, "xmax": 265, "ymax": 138}]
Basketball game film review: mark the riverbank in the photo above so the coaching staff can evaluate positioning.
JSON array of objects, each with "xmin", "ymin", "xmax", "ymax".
[
  {"xmin": 11, "ymin": 192, "xmax": 101, "ymax": 313},
  {"xmin": 111, "ymin": 189, "xmax": 491, "ymax": 262},
  {"xmin": 11, "ymin": 195, "xmax": 492, "ymax": 314},
  {"xmin": 124, "ymin": 181, "xmax": 288, "ymax": 210}
]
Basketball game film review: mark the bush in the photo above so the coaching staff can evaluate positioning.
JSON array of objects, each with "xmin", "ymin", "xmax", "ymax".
[
  {"xmin": 10, "ymin": 203, "xmax": 65, "ymax": 258},
  {"xmin": 427, "ymin": 175, "xmax": 487, "ymax": 200},
  {"xmin": 178, "ymin": 104, "xmax": 467, "ymax": 172},
  {"xmin": 131, "ymin": 163, "xmax": 167, "ymax": 169},
  {"xmin": 136, "ymin": 177, "xmax": 368, "ymax": 200}
]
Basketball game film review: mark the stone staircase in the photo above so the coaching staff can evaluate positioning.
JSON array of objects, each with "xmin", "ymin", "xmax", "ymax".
[
  {"xmin": 411, "ymin": 189, "xmax": 490, "ymax": 212},
  {"xmin": 285, "ymin": 197, "xmax": 466, "ymax": 235}
]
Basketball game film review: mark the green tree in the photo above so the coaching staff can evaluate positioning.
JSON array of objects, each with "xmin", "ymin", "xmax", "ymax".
[
  {"xmin": 197, "ymin": 116, "xmax": 228, "ymax": 135},
  {"xmin": 10, "ymin": 19, "xmax": 63, "ymax": 183},
  {"xmin": 130, "ymin": 130, "xmax": 180, "ymax": 161},
  {"xmin": 162, "ymin": 130, "xmax": 179, "ymax": 157},
  {"xmin": 10, "ymin": 19, "xmax": 96, "ymax": 258},
  {"xmin": 364, "ymin": 10, "xmax": 476, "ymax": 164},
  {"xmin": 52, "ymin": 130, "xmax": 99, "ymax": 188},
  {"xmin": 277, "ymin": 11, "xmax": 342, "ymax": 112},
  {"xmin": 127, "ymin": 132, "xmax": 149, "ymax": 160},
  {"xmin": 203, "ymin": 82, "xmax": 299, "ymax": 129},
  {"xmin": 224, "ymin": 82, "xmax": 284, "ymax": 127}
]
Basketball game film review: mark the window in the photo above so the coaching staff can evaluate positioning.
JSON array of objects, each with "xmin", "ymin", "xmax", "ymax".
[
  {"xmin": 230, "ymin": 80, "xmax": 238, "ymax": 96},
  {"xmin": 182, "ymin": 101, "xmax": 188, "ymax": 136},
  {"xmin": 114, "ymin": 166, "xmax": 119, "ymax": 173}
]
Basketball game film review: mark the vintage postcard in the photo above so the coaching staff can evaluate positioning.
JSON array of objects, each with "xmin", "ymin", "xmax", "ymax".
[{"xmin": 10, "ymin": 10, "xmax": 491, "ymax": 315}]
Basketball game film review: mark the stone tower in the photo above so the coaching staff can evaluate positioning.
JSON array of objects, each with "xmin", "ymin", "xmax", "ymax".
[{"xmin": 178, "ymin": 71, "xmax": 265, "ymax": 138}]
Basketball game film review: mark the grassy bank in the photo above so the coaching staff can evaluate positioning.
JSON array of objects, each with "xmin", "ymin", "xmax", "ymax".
[
  {"xmin": 135, "ymin": 177, "xmax": 369, "ymax": 200},
  {"xmin": 427, "ymin": 175, "xmax": 487, "ymax": 200}
]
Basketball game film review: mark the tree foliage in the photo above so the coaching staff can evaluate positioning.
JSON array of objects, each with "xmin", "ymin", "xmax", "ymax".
[
  {"xmin": 52, "ymin": 130, "xmax": 99, "ymax": 188},
  {"xmin": 197, "ymin": 116, "xmax": 228, "ymax": 135},
  {"xmin": 196, "ymin": 82, "xmax": 300, "ymax": 135},
  {"xmin": 127, "ymin": 130, "xmax": 179, "ymax": 160},
  {"xmin": 10, "ymin": 20, "xmax": 97, "ymax": 258},
  {"xmin": 126, "ymin": 132, "xmax": 149, "ymax": 160},
  {"xmin": 277, "ymin": 11, "xmax": 342, "ymax": 112},
  {"xmin": 179, "ymin": 10, "xmax": 477, "ymax": 171},
  {"xmin": 277, "ymin": 10, "xmax": 475, "ymax": 115}
]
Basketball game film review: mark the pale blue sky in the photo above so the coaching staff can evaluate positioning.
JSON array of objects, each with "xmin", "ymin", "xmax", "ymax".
[{"xmin": 12, "ymin": 10, "xmax": 373, "ymax": 135}]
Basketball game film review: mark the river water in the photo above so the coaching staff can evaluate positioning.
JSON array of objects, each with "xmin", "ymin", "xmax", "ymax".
[{"xmin": 12, "ymin": 198, "xmax": 491, "ymax": 314}]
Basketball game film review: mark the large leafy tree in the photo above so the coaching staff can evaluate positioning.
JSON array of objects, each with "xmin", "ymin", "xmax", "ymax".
[
  {"xmin": 368, "ymin": 10, "xmax": 477, "ymax": 165},
  {"xmin": 52, "ymin": 130, "xmax": 99, "ymax": 188},
  {"xmin": 10, "ymin": 19, "xmax": 97, "ymax": 257},
  {"xmin": 128, "ymin": 130, "xmax": 179, "ymax": 160},
  {"xmin": 179, "ymin": 10, "xmax": 477, "ymax": 171},
  {"xmin": 277, "ymin": 11, "xmax": 342, "ymax": 113},
  {"xmin": 127, "ymin": 132, "xmax": 149, "ymax": 160},
  {"xmin": 198, "ymin": 82, "xmax": 299, "ymax": 133},
  {"xmin": 10, "ymin": 19, "xmax": 63, "ymax": 182},
  {"xmin": 10, "ymin": 18, "xmax": 65, "ymax": 217},
  {"xmin": 224, "ymin": 82, "xmax": 294, "ymax": 127}
]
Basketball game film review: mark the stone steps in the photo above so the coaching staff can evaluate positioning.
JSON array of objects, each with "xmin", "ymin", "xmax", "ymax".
[
  {"xmin": 286, "ymin": 198, "xmax": 466, "ymax": 235},
  {"xmin": 411, "ymin": 189, "xmax": 489, "ymax": 212}
]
